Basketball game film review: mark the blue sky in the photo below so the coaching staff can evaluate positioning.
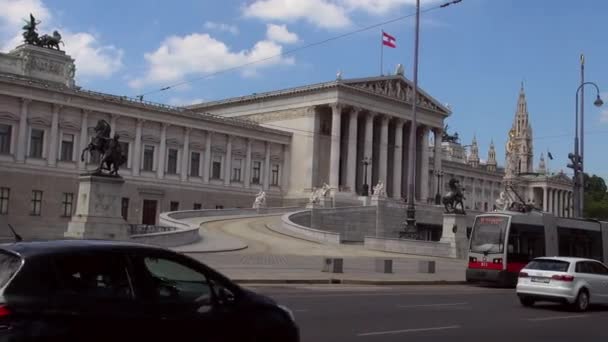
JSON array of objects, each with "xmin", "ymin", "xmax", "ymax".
[{"xmin": 1, "ymin": 0, "xmax": 607, "ymax": 180}]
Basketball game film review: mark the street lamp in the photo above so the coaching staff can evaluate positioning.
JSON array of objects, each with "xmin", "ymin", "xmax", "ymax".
[
  {"xmin": 362, "ymin": 156, "xmax": 371, "ymax": 196},
  {"xmin": 569, "ymin": 74, "xmax": 603, "ymax": 217},
  {"xmin": 403, "ymin": 0, "xmax": 462, "ymax": 239}
]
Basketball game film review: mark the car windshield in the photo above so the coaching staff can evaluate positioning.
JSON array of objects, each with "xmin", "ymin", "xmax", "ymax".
[
  {"xmin": 470, "ymin": 216, "xmax": 509, "ymax": 254},
  {"xmin": 525, "ymin": 259, "xmax": 570, "ymax": 272}
]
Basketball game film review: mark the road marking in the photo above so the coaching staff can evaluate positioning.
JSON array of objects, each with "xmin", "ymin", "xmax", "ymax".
[
  {"xmin": 357, "ymin": 325, "xmax": 461, "ymax": 337},
  {"xmin": 397, "ymin": 302, "xmax": 468, "ymax": 308},
  {"xmin": 526, "ymin": 315, "xmax": 589, "ymax": 322}
]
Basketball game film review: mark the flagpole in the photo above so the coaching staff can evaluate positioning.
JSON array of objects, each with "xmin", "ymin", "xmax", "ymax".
[{"xmin": 380, "ymin": 30, "xmax": 384, "ymax": 75}]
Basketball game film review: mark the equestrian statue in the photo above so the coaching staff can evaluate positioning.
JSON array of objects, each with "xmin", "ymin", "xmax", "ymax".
[
  {"xmin": 442, "ymin": 178, "xmax": 466, "ymax": 214},
  {"xmin": 81, "ymin": 119, "xmax": 126, "ymax": 176},
  {"xmin": 21, "ymin": 13, "xmax": 64, "ymax": 50}
]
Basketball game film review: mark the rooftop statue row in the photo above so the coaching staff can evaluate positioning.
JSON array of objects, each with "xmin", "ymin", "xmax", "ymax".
[{"xmin": 22, "ymin": 14, "xmax": 63, "ymax": 50}]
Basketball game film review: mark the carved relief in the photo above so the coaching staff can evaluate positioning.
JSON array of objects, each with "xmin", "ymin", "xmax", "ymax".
[
  {"xmin": 348, "ymin": 79, "xmax": 443, "ymax": 112},
  {"xmin": 30, "ymin": 57, "xmax": 64, "ymax": 75}
]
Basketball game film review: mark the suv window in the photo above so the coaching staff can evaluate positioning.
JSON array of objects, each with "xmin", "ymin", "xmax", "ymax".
[
  {"xmin": 526, "ymin": 259, "xmax": 569, "ymax": 272},
  {"xmin": 590, "ymin": 262, "xmax": 608, "ymax": 275},
  {"xmin": 0, "ymin": 251, "xmax": 21, "ymax": 288},
  {"xmin": 576, "ymin": 262, "xmax": 594, "ymax": 274},
  {"xmin": 54, "ymin": 253, "xmax": 133, "ymax": 300},
  {"xmin": 138, "ymin": 256, "xmax": 212, "ymax": 305}
]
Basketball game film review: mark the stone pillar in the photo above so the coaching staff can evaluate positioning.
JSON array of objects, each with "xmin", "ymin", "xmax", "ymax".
[
  {"xmin": 548, "ymin": 188, "xmax": 554, "ymax": 215},
  {"xmin": 543, "ymin": 186, "xmax": 548, "ymax": 212},
  {"xmin": 568, "ymin": 192, "xmax": 573, "ymax": 217},
  {"xmin": 78, "ymin": 110, "xmax": 89, "ymax": 170},
  {"xmin": 329, "ymin": 103, "xmax": 342, "ymax": 191},
  {"xmin": 282, "ymin": 144, "xmax": 290, "ymax": 190},
  {"xmin": 132, "ymin": 119, "xmax": 143, "ymax": 176},
  {"xmin": 433, "ymin": 128, "xmax": 443, "ymax": 201},
  {"xmin": 378, "ymin": 116, "xmax": 389, "ymax": 189},
  {"xmin": 441, "ymin": 214, "xmax": 469, "ymax": 259},
  {"xmin": 560, "ymin": 190, "xmax": 566, "ymax": 217},
  {"xmin": 181, "ymin": 127, "xmax": 191, "ymax": 181},
  {"xmin": 16, "ymin": 98, "xmax": 30, "ymax": 163},
  {"xmin": 364, "ymin": 113, "xmax": 375, "ymax": 188},
  {"xmin": 244, "ymin": 139, "xmax": 252, "ymax": 188},
  {"xmin": 392, "ymin": 119, "xmax": 404, "ymax": 199},
  {"xmin": 157, "ymin": 123, "xmax": 168, "ymax": 179},
  {"xmin": 48, "ymin": 104, "xmax": 60, "ymax": 166},
  {"xmin": 263, "ymin": 141, "xmax": 271, "ymax": 190},
  {"xmin": 346, "ymin": 108, "xmax": 359, "ymax": 193},
  {"xmin": 203, "ymin": 132, "xmax": 212, "ymax": 184},
  {"xmin": 419, "ymin": 127, "xmax": 430, "ymax": 203},
  {"xmin": 224, "ymin": 135, "xmax": 232, "ymax": 186}
]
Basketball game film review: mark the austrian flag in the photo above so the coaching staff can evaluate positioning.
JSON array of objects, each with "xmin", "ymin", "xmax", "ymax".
[{"xmin": 382, "ymin": 31, "xmax": 396, "ymax": 48}]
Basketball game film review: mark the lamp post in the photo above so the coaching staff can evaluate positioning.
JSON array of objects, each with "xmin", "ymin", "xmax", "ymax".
[
  {"xmin": 568, "ymin": 55, "xmax": 603, "ymax": 218},
  {"xmin": 403, "ymin": 0, "xmax": 462, "ymax": 238},
  {"xmin": 362, "ymin": 156, "xmax": 371, "ymax": 196}
]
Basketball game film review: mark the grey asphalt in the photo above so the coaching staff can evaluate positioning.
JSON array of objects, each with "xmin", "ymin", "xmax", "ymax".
[{"xmin": 248, "ymin": 284, "xmax": 608, "ymax": 342}]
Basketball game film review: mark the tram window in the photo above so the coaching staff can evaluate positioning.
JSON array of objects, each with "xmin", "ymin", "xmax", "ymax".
[
  {"xmin": 558, "ymin": 227, "xmax": 603, "ymax": 261},
  {"xmin": 507, "ymin": 224, "xmax": 545, "ymax": 262}
]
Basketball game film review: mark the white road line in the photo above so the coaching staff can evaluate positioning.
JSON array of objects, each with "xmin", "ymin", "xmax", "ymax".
[
  {"xmin": 526, "ymin": 315, "xmax": 588, "ymax": 322},
  {"xmin": 357, "ymin": 325, "xmax": 461, "ymax": 337},
  {"xmin": 397, "ymin": 302, "xmax": 468, "ymax": 308}
]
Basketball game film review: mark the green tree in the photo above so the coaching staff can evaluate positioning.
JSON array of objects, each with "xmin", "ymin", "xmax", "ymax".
[{"xmin": 583, "ymin": 173, "xmax": 608, "ymax": 220}]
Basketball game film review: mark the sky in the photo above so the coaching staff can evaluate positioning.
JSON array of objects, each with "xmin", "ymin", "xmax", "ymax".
[{"xmin": 1, "ymin": 0, "xmax": 607, "ymax": 180}]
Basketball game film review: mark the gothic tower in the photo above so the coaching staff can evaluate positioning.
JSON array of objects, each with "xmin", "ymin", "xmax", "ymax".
[
  {"xmin": 505, "ymin": 83, "xmax": 534, "ymax": 178},
  {"xmin": 468, "ymin": 135, "xmax": 480, "ymax": 168},
  {"xmin": 487, "ymin": 139, "xmax": 497, "ymax": 172},
  {"xmin": 538, "ymin": 152, "xmax": 546, "ymax": 174}
]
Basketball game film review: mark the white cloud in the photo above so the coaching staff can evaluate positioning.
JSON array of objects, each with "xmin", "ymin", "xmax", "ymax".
[
  {"xmin": 340, "ymin": 0, "xmax": 442, "ymax": 15},
  {"xmin": 243, "ymin": 0, "xmax": 351, "ymax": 29},
  {"xmin": 0, "ymin": 0, "xmax": 123, "ymax": 78},
  {"xmin": 204, "ymin": 21, "xmax": 239, "ymax": 35},
  {"xmin": 266, "ymin": 24, "xmax": 298, "ymax": 44},
  {"xmin": 129, "ymin": 33, "xmax": 294, "ymax": 88}
]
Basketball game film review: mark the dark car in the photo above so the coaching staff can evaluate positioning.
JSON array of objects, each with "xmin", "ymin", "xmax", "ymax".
[{"xmin": 0, "ymin": 239, "xmax": 299, "ymax": 342}]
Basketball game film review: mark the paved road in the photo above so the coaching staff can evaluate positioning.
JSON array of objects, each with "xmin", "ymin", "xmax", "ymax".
[{"xmin": 249, "ymin": 284, "xmax": 608, "ymax": 342}]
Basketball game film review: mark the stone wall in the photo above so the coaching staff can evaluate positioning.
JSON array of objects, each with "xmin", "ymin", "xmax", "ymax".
[
  {"xmin": 310, "ymin": 206, "xmax": 377, "ymax": 242},
  {"xmin": 281, "ymin": 211, "xmax": 341, "ymax": 244},
  {"xmin": 364, "ymin": 236, "xmax": 452, "ymax": 257}
]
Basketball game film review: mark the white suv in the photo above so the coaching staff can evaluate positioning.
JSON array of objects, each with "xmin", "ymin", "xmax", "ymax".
[{"xmin": 516, "ymin": 257, "xmax": 608, "ymax": 311}]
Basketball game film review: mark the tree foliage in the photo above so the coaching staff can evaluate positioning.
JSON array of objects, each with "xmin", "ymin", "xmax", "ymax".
[{"xmin": 583, "ymin": 173, "xmax": 608, "ymax": 220}]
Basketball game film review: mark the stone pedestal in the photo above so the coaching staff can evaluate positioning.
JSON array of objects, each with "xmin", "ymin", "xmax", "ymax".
[
  {"xmin": 2, "ymin": 44, "xmax": 76, "ymax": 88},
  {"xmin": 440, "ymin": 213, "xmax": 469, "ymax": 259},
  {"xmin": 65, "ymin": 175, "xmax": 130, "ymax": 240}
]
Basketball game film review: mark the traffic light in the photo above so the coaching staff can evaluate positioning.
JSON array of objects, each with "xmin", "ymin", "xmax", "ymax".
[{"xmin": 567, "ymin": 153, "xmax": 583, "ymax": 172}]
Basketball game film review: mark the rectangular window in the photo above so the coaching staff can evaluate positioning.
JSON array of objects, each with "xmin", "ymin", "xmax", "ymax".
[
  {"xmin": 60, "ymin": 134, "xmax": 74, "ymax": 161},
  {"xmin": 121, "ymin": 197, "xmax": 129, "ymax": 220},
  {"xmin": 0, "ymin": 124, "xmax": 11, "ymax": 154},
  {"xmin": 211, "ymin": 155, "xmax": 222, "ymax": 179},
  {"xmin": 193, "ymin": 203, "xmax": 202, "ymax": 210},
  {"xmin": 167, "ymin": 149, "xmax": 178, "ymax": 174},
  {"xmin": 170, "ymin": 201, "xmax": 179, "ymax": 211},
  {"xmin": 61, "ymin": 192, "xmax": 74, "ymax": 217},
  {"xmin": 143, "ymin": 145, "xmax": 154, "ymax": 171},
  {"xmin": 271, "ymin": 164, "xmax": 280, "ymax": 186},
  {"xmin": 31, "ymin": 190, "xmax": 42, "ymax": 216},
  {"xmin": 30, "ymin": 129, "xmax": 44, "ymax": 158},
  {"xmin": 232, "ymin": 159, "xmax": 242, "ymax": 182},
  {"xmin": 252, "ymin": 161, "xmax": 261, "ymax": 184},
  {"xmin": 119, "ymin": 142, "xmax": 129, "ymax": 166},
  {"xmin": 190, "ymin": 152, "xmax": 200, "ymax": 177},
  {"xmin": 0, "ymin": 187, "xmax": 9, "ymax": 215}
]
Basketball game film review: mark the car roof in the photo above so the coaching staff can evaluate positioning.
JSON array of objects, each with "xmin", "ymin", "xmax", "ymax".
[
  {"xmin": 532, "ymin": 256, "xmax": 603, "ymax": 263},
  {"xmin": 0, "ymin": 239, "xmax": 165, "ymax": 258}
]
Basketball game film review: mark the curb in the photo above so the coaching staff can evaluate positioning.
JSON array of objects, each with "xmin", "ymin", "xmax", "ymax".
[{"xmin": 234, "ymin": 279, "xmax": 467, "ymax": 286}]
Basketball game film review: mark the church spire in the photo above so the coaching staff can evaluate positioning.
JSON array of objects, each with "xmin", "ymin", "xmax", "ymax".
[
  {"xmin": 468, "ymin": 135, "xmax": 480, "ymax": 168},
  {"xmin": 487, "ymin": 139, "xmax": 497, "ymax": 172},
  {"xmin": 506, "ymin": 83, "xmax": 534, "ymax": 177}
]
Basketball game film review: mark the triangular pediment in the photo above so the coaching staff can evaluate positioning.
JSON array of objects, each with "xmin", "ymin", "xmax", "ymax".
[{"xmin": 341, "ymin": 76, "xmax": 451, "ymax": 115}]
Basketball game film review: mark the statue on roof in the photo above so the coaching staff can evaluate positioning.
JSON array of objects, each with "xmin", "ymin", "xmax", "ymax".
[
  {"xmin": 21, "ymin": 13, "xmax": 64, "ymax": 50},
  {"xmin": 442, "ymin": 124, "xmax": 460, "ymax": 144}
]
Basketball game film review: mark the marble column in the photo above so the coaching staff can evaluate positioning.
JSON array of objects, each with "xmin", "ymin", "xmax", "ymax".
[
  {"xmin": 157, "ymin": 123, "xmax": 167, "ymax": 179},
  {"xmin": 48, "ymin": 104, "xmax": 60, "ymax": 166},
  {"xmin": 244, "ymin": 139, "xmax": 252, "ymax": 188},
  {"xmin": 329, "ymin": 103, "xmax": 342, "ymax": 191},
  {"xmin": 224, "ymin": 135, "xmax": 232, "ymax": 186},
  {"xmin": 560, "ymin": 191, "xmax": 566, "ymax": 217},
  {"xmin": 346, "ymin": 108, "xmax": 359, "ymax": 193},
  {"xmin": 203, "ymin": 132, "xmax": 212, "ymax": 184},
  {"xmin": 419, "ymin": 127, "xmax": 430, "ymax": 203},
  {"xmin": 78, "ymin": 110, "xmax": 89, "ymax": 170},
  {"xmin": 433, "ymin": 128, "xmax": 443, "ymax": 201},
  {"xmin": 378, "ymin": 116, "xmax": 389, "ymax": 187},
  {"xmin": 132, "ymin": 119, "xmax": 143, "ymax": 176},
  {"xmin": 263, "ymin": 142, "xmax": 271, "ymax": 190},
  {"xmin": 363, "ymin": 112, "xmax": 375, "ymax": 188},
  {"xmin": 392, "ymin": 119, "xmax": 404, "ymax": 199},
  {"xmin": 181, "ymin": 127, "xmax": 191, "ymax": 181},
  {"xmin": 16, "ymin": 98, "xmax": 30, "ymax": 163},
  {"xmin": 543, "ymin": 187, "xmax": 548, "ymax": 212},
  {"xmin": 282, "ymin": 144, "xmax": 290, "ymax": 190},
  {"xmin": 548, "ymin": 188, "xmax": 554, "ymax": 215}
]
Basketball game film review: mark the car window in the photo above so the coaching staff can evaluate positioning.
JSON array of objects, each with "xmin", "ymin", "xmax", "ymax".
[
  {"xmin": 54, "ymin": 253, "xmax": 133, "ymax": 300},
  {"xmin": 590, "ymin": 262, "xmax": 608, "ymax": 275},
  {"xmin": 526, "ymin": 259, "xmax": 569, "ymax": 272},
  {"xmin": 140, "ymin": 256, "xmax": 212, "ymax": 305},
  {"xmin": 576, "ymin": 262, "xmax": 594, "ymax": 274},
  {"xmin": 0, "ymin": 251, "xmax": 21, "ymax": 288}
]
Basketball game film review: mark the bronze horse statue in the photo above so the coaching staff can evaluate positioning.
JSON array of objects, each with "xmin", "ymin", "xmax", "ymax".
[
  {"xmin": 442, "ymin": 178, "xmax": 466, "ymax": 214},
  {"xmin": 100, "ymin": 135, "xmax": 127, "ymax": 176},
  {"xmin": 81, "ymin": 120, "xmax": 111, "ymax": 173}
]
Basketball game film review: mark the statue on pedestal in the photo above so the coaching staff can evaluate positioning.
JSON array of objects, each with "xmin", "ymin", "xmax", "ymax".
[
  {"xmin": 21, "ymin": 13, "xmax": 64, "ymax": 50},
  {"xmin": 320, "ymin": 183, "xmax": 331, "ymax": 197},
  {"xmin": 252, "ymin": 191, "xmax": 266, "ymax": 208},
  {"xmin": 308, "ymin": 188, "xmax": 321, "ymax": 205},
  {"xmin": 372, "ymin": 180, "xmax": 385, "ymax": 197},
  {"xmin": 442, "ymin": 178, "xmax": 466, "ymax": 214},
  {"xmin": 81, "ymin": 119, "xmax": 126, "ymax": 176}
]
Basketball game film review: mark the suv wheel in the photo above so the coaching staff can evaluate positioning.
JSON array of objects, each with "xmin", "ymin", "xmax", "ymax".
[
  {"xmin": 571, "ymin": 289, "xmax": 590, "ymax": 312},
  {"xmin": 519, "ymin": 296, "xmax": 535, "ymax": 307}
]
